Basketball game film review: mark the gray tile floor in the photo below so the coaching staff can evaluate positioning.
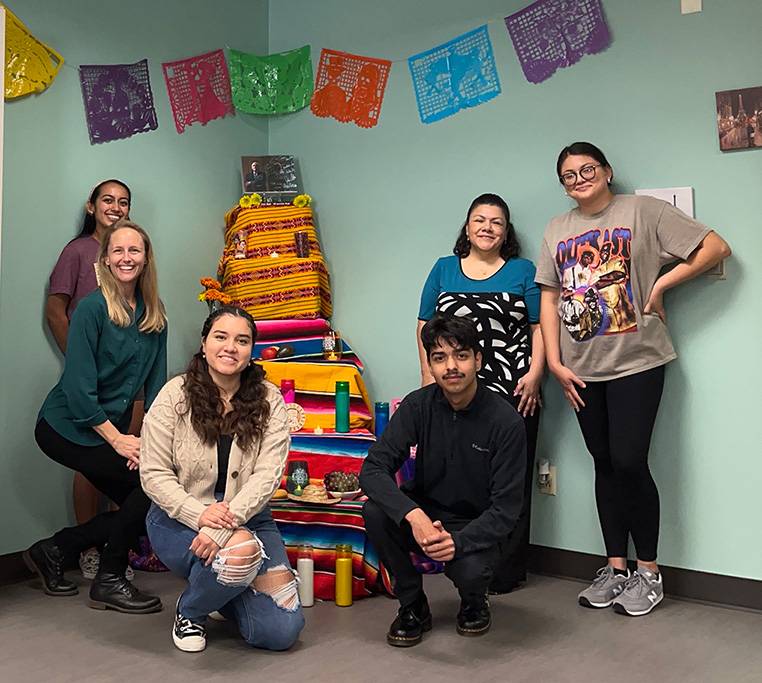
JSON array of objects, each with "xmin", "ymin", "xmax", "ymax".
[{"xmin": 2, "ymin": 570, "xmax": 761, "ymax": 683}]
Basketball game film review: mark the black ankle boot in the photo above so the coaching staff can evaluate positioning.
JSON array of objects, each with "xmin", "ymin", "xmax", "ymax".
[
  {"xmin": 386, "ymin": 597, "xmax": 432, "ymax": 647},
  {"xmin": 23, "ymin": 538, "xmax": 78, "ymax": 596},
  {"xmin": 456, "ymin": 596, "xmax": 491, "ymax": 636},
  {"xmin": 88, "ymin": 572, "xmax": 162, "ymax": 614}
]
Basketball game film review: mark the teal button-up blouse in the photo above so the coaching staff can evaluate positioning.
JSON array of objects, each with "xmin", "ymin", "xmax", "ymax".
[{"xmin": 39, "ymin": 289, "xmax": 168, "ymax": 446}]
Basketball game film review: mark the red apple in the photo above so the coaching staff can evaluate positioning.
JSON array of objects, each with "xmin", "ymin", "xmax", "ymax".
[{"xmin": 260, "ymin": 346, "xmax": 279, "ymax": 360}]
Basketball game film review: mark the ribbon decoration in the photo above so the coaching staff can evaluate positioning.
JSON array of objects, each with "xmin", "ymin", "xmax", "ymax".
[
  {"xmin": 4, "ymin": 6, "xmax": 64, "ymax": 99},
  {"xmin": 162, "ymin": 49, "xmax": 233, "ymax": 133},
  {"xmin": 228, "ymin": 45, "xmax": 313, "ymax": 115}
]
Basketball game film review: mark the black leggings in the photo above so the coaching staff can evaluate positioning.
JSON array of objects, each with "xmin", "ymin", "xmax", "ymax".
[
  {"xmin": 35, "ymin": 419, "xmax": 151, "ymax": 574},
  {"xmin": 575, "ymin": 365, "xmax": 665, "ymax": 562},
  {"xmin": 489, "ymin": 404, "xmax": 539, "ymax": 590}
]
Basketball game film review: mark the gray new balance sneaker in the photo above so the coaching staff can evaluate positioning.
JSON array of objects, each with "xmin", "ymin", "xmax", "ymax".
[
  {"xmin": 613, "ymin": 568, "xmax": 663, "ymax": 616},
  {"xmin": 578, "ymin": 565, "xmax": 630, "ymax": 608}
]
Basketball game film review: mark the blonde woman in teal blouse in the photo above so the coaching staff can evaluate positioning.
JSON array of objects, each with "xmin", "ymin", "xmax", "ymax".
[{"xmin": 25, "ymin": 220, "xmax": 168, "ymax": 615}]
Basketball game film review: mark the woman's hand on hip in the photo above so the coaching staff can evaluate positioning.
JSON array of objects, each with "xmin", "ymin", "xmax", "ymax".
[
  {"xmin": 514, "ymin": 371, "xmax": 543, "ymax": 417},
  {"xmin": 644, "ymin": 284, "xmax": 666, "ymax": 322},
  {"xmin": 190, "ymin": 532, "xmax": 221, "ymax": 566},
  {"xmin": 198, "ymin": 502, "xmax": 237, "ymax": 530},
  {"xmin": 550, "ymin": 364, "xmax": 586, "ymax": 412}
]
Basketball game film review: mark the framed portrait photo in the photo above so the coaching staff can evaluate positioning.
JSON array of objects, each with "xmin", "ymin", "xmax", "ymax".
[{"xmin": 240, "ymin": 155, "xmax": 301, "ymax": 197}]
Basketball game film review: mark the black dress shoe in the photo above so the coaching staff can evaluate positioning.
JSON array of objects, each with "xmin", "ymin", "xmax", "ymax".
[
  {"xmin": 23, "ymin": 538, "xmax": 78, "ymax": 596},
  {"xmin": 386, "ymin": 598, "xmax": 432, "ymax": 647},
  {"xmin": 88, "ymin": 572, "xmax": 162, "ymax": 614},
  {"xmin": 456, "ymin": 596, "xmax": 491, "ymax": 636}
]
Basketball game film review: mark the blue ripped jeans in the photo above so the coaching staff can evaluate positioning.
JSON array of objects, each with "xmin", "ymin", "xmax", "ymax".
[{"xmin": 146, "ymin": 503, "xmax": 304, "ymax": 651}]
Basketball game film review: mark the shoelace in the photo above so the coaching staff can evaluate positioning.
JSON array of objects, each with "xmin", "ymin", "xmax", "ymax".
[
  {"xmin": 591, "ymin": 566, "xmax": 615, "ymax": 585},
  {"xmin": 622, "ymin": 571, "xmax": 649, "ymax": 594},
  {"xmin": 177, "ymin": 617, "xmax": 204, "ymax": 636}
]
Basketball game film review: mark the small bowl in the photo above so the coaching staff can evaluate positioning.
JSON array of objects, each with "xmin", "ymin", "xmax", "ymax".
[{"xmin": 327, "ymin": 488, "xmax": 362, "ymax": 500}]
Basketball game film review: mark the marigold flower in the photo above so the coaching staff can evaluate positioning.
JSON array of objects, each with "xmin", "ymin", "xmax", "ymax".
[{"xmin": 200, "ymin": 277, "xmax": 222, "ymax": 290}]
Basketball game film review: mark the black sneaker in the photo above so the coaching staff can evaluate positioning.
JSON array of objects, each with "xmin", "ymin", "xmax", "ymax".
[
  {"xmin": 23, "ymin": 538, "xmax": 78, "ymax": 596},
  {"xmin": 173, "ymin": 600, "xmax": 207, "ymax": 652},
  {"xmin": 456, "ymin": 596, "xmax": 491, "ymax": 636},
  {"xmin": 386, "ymin": 597, "xmax": 432, "ymax": 648},
  {"xmin": 88, "ymin": 572, "xmax": 162, "ymax": 614}
]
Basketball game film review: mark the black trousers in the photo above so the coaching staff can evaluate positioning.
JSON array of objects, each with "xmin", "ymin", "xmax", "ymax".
[
  {"xmin": 489, "ymin": 403, "xmax": 539, "ymax": 591},
  {"xmin": 35, "ymin": 419, "xmax": 151, "ymax": 575},
  {"xmin": 575, "ymin": 365, "xmax": 665, "ymax": 562},
  {"xmin": 363, "ymin": 499, "xmax": 498, "ymax": 608}
]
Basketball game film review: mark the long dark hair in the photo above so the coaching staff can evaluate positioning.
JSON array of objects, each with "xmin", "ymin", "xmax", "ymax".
[
  {"xmin": 180, "ymin": 306, "xmax": 271, "ymax": 451},
  {"xmin": 556, "ymin": 142, "xmax": 613, "ymax": 185},
  {"xmin": 77, "ymin": 179, "xmax": 132, "ymax": 238},
  {"xmin": 453, "ymin": 193, "xmax": 521, "ymax": 260}
]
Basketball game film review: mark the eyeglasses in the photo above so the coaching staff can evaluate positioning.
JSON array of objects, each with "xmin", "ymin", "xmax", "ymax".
[{"xmin": 559, "ymin": 164, "xmax": 603, "ymax": 187}]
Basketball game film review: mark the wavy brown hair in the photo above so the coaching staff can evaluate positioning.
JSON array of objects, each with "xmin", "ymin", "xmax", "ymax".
[{"xmin": 180, "ymin": 306, "xmax": 270, "ymax": 451}]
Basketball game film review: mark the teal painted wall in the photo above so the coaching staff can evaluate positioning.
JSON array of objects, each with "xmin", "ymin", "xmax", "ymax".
[
  {"xmin": 0, "ymin": 0, "xmax": 269, "ymax": 555},
  {"xmin": 268, "ymin": 0, "xmax": 762, "ymax": 579},
  {"xmin": 3, "ymin": 1, "xmax": 760, "ymax": 581}
]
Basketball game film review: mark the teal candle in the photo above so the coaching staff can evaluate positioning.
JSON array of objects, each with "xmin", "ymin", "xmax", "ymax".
[{"xmin": 335, "ymin": 381, "xmax": 350, "ymax": 433}]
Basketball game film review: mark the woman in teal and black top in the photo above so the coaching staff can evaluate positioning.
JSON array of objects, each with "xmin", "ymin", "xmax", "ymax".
[
  {"xmin": 417, "ymin": 193, "xmax": 545, "ymax": 593},
  {"xmin": 25, "ymin": 220, "xmax": 167, "ymax": 615}
]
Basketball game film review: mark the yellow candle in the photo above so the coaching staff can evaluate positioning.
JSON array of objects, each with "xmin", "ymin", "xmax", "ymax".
[{"xmin": 335, "ymin": 544, "xmax": 353, "ymax": 607}]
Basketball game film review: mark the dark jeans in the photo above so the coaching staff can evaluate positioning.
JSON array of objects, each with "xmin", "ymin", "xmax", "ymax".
[
  {"xmin": 575, "ymin": 365, "xmax": 665, "ymax": 562},
  {"xmin": 363, "ymin": 499, "xmax": 498, "ymax": 608},
  {"xmin": 35, "ymin": 419, "xmax": 150, "ymax": 574},
  {"xmin": 490, "ymin": 403, "xmax": 540, "ymax": 591}
]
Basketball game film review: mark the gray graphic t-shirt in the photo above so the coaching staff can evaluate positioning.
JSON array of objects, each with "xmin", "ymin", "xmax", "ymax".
[{"xmin": 535, "ymin": 194, "xmax": 710, "ymax": 381}]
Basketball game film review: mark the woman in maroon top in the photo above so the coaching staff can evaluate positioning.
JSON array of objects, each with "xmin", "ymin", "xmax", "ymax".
[{"xmin": 46, "ymin": 179, "xmax": 132, "ymax": 576}]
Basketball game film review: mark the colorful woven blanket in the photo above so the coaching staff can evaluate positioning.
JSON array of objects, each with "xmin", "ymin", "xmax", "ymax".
[
  {"xmin": 287, "ymin": 430, "xmax": 375, "ymax": 479},
  {"xmin": 260, "ymin": 360, "xmax": 372, "ymax": 431},
  {"xmin": 270, "ymin": 499, "xmax": 392, "ymax": 600},
  {"xmin": 219, "ymin": 205, "xmax": 332, "ymax": 320}
]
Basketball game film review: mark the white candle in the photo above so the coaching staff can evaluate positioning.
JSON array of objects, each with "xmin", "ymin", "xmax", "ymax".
[{"xmin": 297, "ymin": 557, "xmax": 314, "ymax": 607}]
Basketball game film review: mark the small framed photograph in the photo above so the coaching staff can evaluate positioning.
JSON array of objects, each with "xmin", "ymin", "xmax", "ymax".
[
  {"xmin": 715, "ymin": 85, "xmax": 762, "ymax": 151},
  {"xmin": 240, "ymin": 155, "xmax": 300, "ymax": 196}
]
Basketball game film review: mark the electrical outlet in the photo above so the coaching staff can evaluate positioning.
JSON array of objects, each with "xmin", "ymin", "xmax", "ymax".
[{"xmin": 538, "ymin": 466, "xmax": 557, "ymax": 496}]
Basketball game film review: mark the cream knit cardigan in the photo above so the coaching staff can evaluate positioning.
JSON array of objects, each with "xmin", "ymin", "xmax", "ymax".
[{"xmin": 140, "ymin": 375, "xmax": 290, "ymax": 547}]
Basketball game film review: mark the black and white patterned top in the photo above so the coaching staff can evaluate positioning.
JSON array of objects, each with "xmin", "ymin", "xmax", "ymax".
[
  {"xmin": 419, "ymin": 256, "xmax": 540, "ymax": 399},
  {"xmin": 436, "ymin": 292, "xmax": 532, "ymax": 398}
]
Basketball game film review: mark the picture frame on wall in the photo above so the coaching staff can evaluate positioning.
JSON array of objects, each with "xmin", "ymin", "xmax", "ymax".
[
  {"xmin": 240, "ymin": 155, "xmax": 300, "ymax": 197},
  {"xmin": 715, "ymin": 85, "xmax": 762, "ymax": 152}
]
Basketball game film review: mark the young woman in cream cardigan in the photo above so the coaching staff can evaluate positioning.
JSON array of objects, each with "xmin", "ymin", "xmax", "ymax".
[{"xmin": 141, "ymin": 306, "xmax": 304, "ymax": 652}]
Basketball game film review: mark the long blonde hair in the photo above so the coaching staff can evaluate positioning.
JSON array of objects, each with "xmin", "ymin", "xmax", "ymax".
[{"xmin": 97, "ymin": 220, "xmax": 166, "ymax": 333}]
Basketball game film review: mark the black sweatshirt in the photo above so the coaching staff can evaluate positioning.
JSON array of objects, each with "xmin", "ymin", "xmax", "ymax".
[{"xmin": 360, "ymin": 383, "xmax": 526, "ymax": 557}]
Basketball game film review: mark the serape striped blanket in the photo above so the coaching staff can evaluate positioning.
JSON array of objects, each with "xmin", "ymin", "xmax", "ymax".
[
  {"xmin": 270, "ymin": 499, "xmax": 392, "ymax": 600},
  {"xmin": 254, "ymin": 318, "xmax": 331, "ymax": 341},
  {"xmin": 219, "ymin": 205, "xmax": 332, "ymax": 320},
  {"xmin": 287, "ymin": 430, "xmax": 375, "ymax": 479},
  {"xmin": 260, "ymin": 361, "xmax": 372, "ymax": 431},
  {"xmin": 254, "ymin": 335, "xmax": 363, "ymax": 372}
]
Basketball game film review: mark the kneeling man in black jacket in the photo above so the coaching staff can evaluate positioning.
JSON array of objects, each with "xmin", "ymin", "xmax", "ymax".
[{"xmin": 361, "ymin": 313, "xmax": 526, "ymax": 647}]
